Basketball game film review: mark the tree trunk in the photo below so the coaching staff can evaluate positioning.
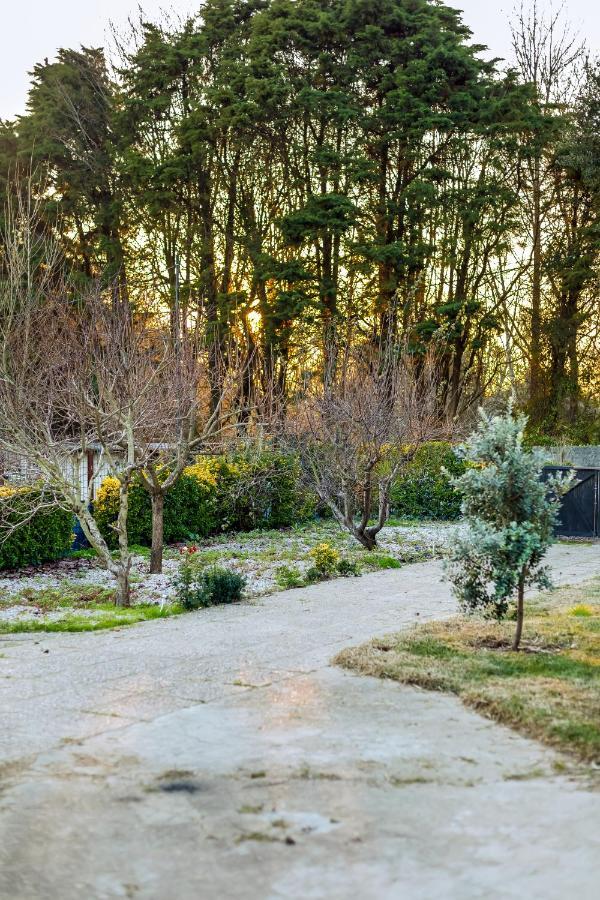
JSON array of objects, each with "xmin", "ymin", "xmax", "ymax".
[
  {"xmin": 512, "ymin": 577, "xmax": 525, "ymax": 651},
  {"xmin": 528, "ymin": 153, "xmax": 545, "ymax": 422},
  {"xmin": 115, "ymin": 476, "xmax": 132, "ymax": 607},
  {"xmin": 150, "ymin": 491, "xmax": 165, "ymax": 575},
  {"xmin": 76, "ymin": 502, "xmax": 131, "ymax": 607},
  {"xmin": 354, "ymin": 528, "xmax": 377, "ymax": 551},
  {"xmin": 116, "ymin": 568, "xmax": 131, "ymax": 608}
]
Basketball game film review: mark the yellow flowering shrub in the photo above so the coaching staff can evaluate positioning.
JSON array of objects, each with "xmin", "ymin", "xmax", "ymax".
[{"xmin": 309, "ymin": 542, "xmax": 340, "ymax": 575}]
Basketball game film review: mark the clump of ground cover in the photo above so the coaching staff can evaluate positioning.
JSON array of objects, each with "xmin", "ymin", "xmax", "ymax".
[
  {"xmin": 174, "ymin": 551, "xmax": 246, "ymax": 609},
  {"xmin": 335, "ymin": 578, "xmax": 600, "ymax": 763}
]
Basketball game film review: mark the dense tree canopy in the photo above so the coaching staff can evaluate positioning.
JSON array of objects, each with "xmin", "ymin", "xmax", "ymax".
[{"xmin": 1, "ymin": 0, "xmax": 599, "ymax": 438}]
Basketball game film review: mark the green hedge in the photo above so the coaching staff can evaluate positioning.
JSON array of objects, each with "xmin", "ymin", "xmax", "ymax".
[
  {"xmin": 390, "ymin": 442, "xmax": 466, "ymax": 521},
  {"xmin": 95, "ymin": 463, "xmax": 218, "ymax": 549},
  {"xmin": 0, "ymin": 489, "xmax": 74, "ymax": 570},
  {"xmin": 95, "ymin": 450, "xmax": 315, "ymax": 549},
  {"xmin": 213, "ymin": 450, "xmax": 315, "ymax": 532}
]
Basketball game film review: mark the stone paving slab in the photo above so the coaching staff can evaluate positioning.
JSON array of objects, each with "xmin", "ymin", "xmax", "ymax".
[{"xmin": 1, "ymin": 542, "xmax": 599, "ymax": 899}]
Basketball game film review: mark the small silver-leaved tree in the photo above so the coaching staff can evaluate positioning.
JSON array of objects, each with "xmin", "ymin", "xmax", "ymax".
[{"xmin": 445, "ymin": 407, "xmax": 571, "ymax": 651}]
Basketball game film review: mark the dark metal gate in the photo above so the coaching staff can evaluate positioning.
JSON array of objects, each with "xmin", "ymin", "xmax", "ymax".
[{"xmin": 543, "ymin": 466, "xmax": 600, "ymax": 538}]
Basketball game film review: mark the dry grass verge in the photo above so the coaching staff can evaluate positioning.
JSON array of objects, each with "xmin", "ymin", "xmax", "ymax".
[{"xmin": 335, "ymin": 579, "xmax": 600, "ymax": 763}]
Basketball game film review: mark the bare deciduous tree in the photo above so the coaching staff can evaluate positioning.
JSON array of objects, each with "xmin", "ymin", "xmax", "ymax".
[
  {"xmin": 0, "ymin": 280, "xmax": 185, "ymax": 605},
  {"xmin": 510, "ymin": 1, "xmax": 585, "ymax": 418},
  {"xmin": 136, "ymin": 338, "xmax": 239, "ymax": 575},
  {"xmin": 286, "ymin": 348, "xmax": 452, "ymax": 550}
]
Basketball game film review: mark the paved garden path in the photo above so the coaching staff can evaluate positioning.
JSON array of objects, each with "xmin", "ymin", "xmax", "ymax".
[{"xmin": 1, "ymin": 543, "xmax": 599, "ymax": 900}]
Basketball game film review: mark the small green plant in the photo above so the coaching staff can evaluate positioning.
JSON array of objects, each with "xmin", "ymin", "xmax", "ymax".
[
  {"xmin": 275, "ymin": 564, "xmax": 304, "ymax": 589},
  {"xmin": 173, "ymin": 547, "xmax": 196, "ymax": 608},
  {"xmin": 366, "ymin": 554, "xmax": 402, "ymax": 570},
  {"xmin": 68, "ymin": 547, "xmax": 98, "ymax": 560},
  {"xmin": 304, "ymin": 566, "xmax": 324, "ymax": 584},
  {"xmin": 336, "ymin": 558, "xmax": 361, "ymax": 577},
  {"xmin": 309, "ymin": 542, "xmax": 340, "ymax": 576},
  {"xmin": 174, "ymin": 550, "xmax": 245, "ymax": 609},
  {"xmin": 570, "ymin": 604, "xmax": 594, "ymax": 617},
  {"xmin": 199, "ymin": 567, "xmax": 246, "ymax": 606}
]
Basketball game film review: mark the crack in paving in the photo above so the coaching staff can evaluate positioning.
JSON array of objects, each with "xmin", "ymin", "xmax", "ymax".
[{"xmin": 1, "ymin": 545, "xmax": 600, "ymax": 899}]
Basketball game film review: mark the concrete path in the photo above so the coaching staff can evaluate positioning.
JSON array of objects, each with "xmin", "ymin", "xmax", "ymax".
[{"xmin": 1, "ymin": 543, "xmax": 599, "ymax": 900}]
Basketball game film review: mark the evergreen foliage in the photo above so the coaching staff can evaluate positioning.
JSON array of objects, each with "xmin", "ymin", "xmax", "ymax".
[
  {"xmin": 445, "ymin": 408, "xmax": 572, "ymax": 650},
  {"xmin": 0, "ymin": 0, "xmax": 598, "ymax": 445},
  {"xmin": 94, "ymin": 451, "xmax": 314, "ymax": 548},
  {"xmin": 0, "ymin": 489, "xmax": 73, "ymax": 570},
  {"xmin": 175, "ymin": 558, "xmax": 246, "ymax": 610},
  {"xmin": 390, "ymin": 442, "xmax": 466, "ymax": 520}
]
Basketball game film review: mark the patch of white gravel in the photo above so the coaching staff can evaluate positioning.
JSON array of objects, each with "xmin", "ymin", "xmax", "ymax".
[{"xmin": 0, "ymin": 521, "xmax": 457, "ymax": 623}]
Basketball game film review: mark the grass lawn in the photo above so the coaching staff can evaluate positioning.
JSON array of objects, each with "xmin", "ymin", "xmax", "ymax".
[
  {"xmin": 0, "ymin": 583, "xmax": 184, "ymax": 634},
  {"xmin": 335, "ymin": 578, "xmax": 600, "ymax": 764},
  {"xmin": 0, "ymin": 604, "xmax": 182, "ymax": 634}
]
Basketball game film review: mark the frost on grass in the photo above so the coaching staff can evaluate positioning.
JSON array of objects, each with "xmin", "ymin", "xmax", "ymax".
[{"xmin": 0, "ymin": 520, "xmax": 451, "ymax": 629}]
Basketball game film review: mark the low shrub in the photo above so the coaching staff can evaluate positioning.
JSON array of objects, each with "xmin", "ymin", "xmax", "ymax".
[
  {"xmin": 0, "ymin": 487, "xmax": 73, "ymax": 570},
  {"xmin": 336, "ymin": 558, "xmax": 361, "ymax": 577},
  {"xmin": 96, "ymin": 451, "xmax": 315, "ymax": 550},
  {"xmin": 275, "ymin": 564, "xmax": 304, "ymax": 589},
  {"xmin": 175, "ymin": 553, "xmax": 246, "ymax": 610},
  {"xmin": 305, "ymin": 565, "xmax": 324, "ymax": 584},
  {"xmin": 390, "ymin": 442, "xmax": 466, "ymax": 521},
  {"xmin": 304, "ymin": 545, "xmax": 360, "ymax": 583},
  {"xmin": 196, "ymin": 566, "xmax": 246, "ymax": 607},
  {"xmin": 309, "ymin": 542, "xmax": 340, "ymax": 575}
]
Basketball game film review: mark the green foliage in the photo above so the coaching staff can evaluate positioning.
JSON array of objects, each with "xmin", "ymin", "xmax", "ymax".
[
  {"xmin": 304, "ymin": 543, "xmax": 360, "ymax": 582},
  {"xmin": 97, "ymin": 450, "xmax": 316, "ymax": 550},
  {"xmin": 213, "ymin": 450, "xmax": 315, "ymax": 533},
  {"xmin": 309, "ymin": 542, "xmax": 340, "ymax": 576},
  {"xmin": 274, "ymin": 564, "xmax": 304, "ymax": 590},
  {"xmin": 95, "ymin": 466, "xmax": 218, "ymax": 550},
  {"xmin": 19, "ymin": 47, "xmax": 126, "ymax": 292},
  {"xmin": 174, "ymin": 555, "xmax": 246, "ymax": 610},
  {"xmin": 391, "ymin": 442, "xmax": 467, "ymax": 520},
  {"xmin": 336, "ymin": 558, "xmax": 361, "ymax": 577},
  {"xmin": 8, "ymin": 0, "xmax": 538, "ymax": 422},
  {"xmin": 363, "ymin": 554, "xmax": 402, "ymax": 571},
  {"xmin": 96, "ymin": 451, "xmax": 315, "ymax": 550},
  {"xmin": 446, "ymin": 408, "xmax": 572, "ymax": 621},
  {"xmin": 0, "ymin": 490, "xmax": 73, "ymax": 570},
  {"xmin": 524, "ymin": 410, "xmax": 600, "ymax": 447},
  {"xmin": 570, "ymin": 604, "xmax": 594, "ymax": 618},
  {"xmin": 0, "ymin": 604, "xmax": 181, "ymax": 634},
  {"xmin": 304, "ymin": 566, "xmax": 325, "ymax": 584}
]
